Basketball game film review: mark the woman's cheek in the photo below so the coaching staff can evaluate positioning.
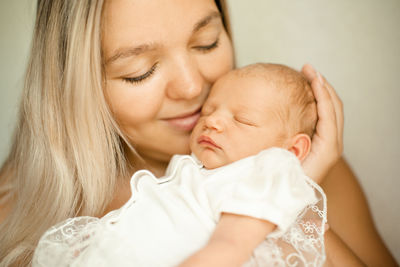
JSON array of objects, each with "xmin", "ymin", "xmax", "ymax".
[
  {"xmin": 198, "ymin": 32, "xmax": 234, "ymax": 83},
  {"xmin": 106, "ymin": 78, "xmax": 165, "ymax": 125}
]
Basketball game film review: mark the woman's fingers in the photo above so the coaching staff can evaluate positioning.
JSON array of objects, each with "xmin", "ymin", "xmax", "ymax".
[
  {"xmin": 303, "ymin": 64, "xmax": 338, "ymax": 144},
  {"xmin": 300, "ymin": 64, "xmax": 343, "ymax": 182},
  {"xmin": 317, "ymin": 73, "xmax": 344, "ymax": 154},
  {"xmin": 311, "ymin": 77, "xmax": 337, "ymax": 141},
  {"xmin": 302, "ymin": 79, "xmax": 338, "ymax": 181},
  {"xmin": 301, "ymin": 63, "xmax": 318, "ymax": 81},
  {"xmin": 302, "ymin": 64, "xmax": 343, "ymax": 153},
  {"xmin": 324, "ymin": 223, "xmax": 330, "ymax": 233}
]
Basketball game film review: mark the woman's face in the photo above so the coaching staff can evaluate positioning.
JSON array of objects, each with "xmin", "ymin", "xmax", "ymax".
[{"xmin": 102, "ymin": 0, "xmax": 234, "ymax": 168}]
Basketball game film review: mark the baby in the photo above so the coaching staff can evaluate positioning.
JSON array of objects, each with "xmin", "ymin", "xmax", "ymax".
[
  {"xmin": 33, "ymin": 63, "xmax": 326, "ymax": 267},
  {"xmin": 182, "ymin": 63, "xmax": 323, "ymax": 266}
]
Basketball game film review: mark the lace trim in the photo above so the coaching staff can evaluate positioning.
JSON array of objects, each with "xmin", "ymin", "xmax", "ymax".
[
  {"xmin": 33, "ymin": 180, "xmax": 327, "ymax": 267},
  {"xmin": 244, "ymin": 180, "xmax": 327, "ymax": 267},
  {"xmin": 32, "ymin": 217, "xmax": 102, "ymax": 266}
]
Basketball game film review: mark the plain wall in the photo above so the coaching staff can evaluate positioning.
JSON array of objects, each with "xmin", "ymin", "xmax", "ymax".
[
  {"xmin": 0, "ymin": 0, "xmax": 35, "ymax": 159},
  {"xmin": 0, "ymin": 0, "xmax": 399, "ymax": 263}
]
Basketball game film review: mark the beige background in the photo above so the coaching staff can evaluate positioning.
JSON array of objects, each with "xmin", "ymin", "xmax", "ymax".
[{"xmin": 0, "ymin": 0, "xmax": 399, "ymax": 262}]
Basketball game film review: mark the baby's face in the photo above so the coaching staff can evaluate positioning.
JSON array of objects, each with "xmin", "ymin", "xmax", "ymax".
[{"xmin": 190, "ymin": 73, "xmax": 287, "ymax": 169}]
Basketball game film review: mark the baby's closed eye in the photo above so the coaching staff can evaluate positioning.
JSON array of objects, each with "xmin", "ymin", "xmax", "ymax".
[{"xmin": 233, "ymin": 116, "xmax": 257, "ymax": 127}]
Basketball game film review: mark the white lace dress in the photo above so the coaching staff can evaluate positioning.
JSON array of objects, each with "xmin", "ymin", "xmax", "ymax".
[{"xmin": 32, "ymin": 148, "xmax": 327, "ymax": 267}]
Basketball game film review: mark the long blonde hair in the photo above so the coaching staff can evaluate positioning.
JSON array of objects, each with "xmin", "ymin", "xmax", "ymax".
[{"xmin": 0, "ymin": 0, "xmax": 231, "ymax": 265}]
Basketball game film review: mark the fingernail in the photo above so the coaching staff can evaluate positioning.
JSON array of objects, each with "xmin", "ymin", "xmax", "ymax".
[
  {"xmin": 324, "ymin": 223, "xmax": 330, "ymax": 232},
  {"xmin": 317, "ymin": 72, "xmax": 324, "ymax": 85}
]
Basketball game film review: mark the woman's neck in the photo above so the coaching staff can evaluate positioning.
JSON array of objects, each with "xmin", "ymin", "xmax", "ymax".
[
  {"xmin": 138, "ymin": 156, "xmax": 169, "ymax": 178},
  {"xmin": 124, "ymin": 147, "xmax": 169, "ymax": 178},
  {"xmin": 103, "ymin": 150, "xmax": 169, "ymax": 216}
]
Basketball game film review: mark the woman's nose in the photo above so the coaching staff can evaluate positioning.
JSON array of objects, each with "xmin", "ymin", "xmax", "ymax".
[
  {"xmin": 204, "ymin": 113, "xmax": 224, "ymax": 132},
  {"xmin": 166, "ymin": 54, "xmax": 203, "ymax": 100}
]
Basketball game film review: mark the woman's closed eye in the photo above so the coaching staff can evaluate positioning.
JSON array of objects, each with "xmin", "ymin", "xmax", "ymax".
[
  {"xmin": 192, "ymin": 38, "xmax": 220, "ymax": 53},
  {"xmin": 122, "ymin": 63, "xmax": 158, "ymax": 84}
]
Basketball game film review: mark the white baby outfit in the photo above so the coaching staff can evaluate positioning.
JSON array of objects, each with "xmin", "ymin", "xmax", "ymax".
[{"xmin": 33, "ymin": 148, "xmax": 327, "ymax": 267}]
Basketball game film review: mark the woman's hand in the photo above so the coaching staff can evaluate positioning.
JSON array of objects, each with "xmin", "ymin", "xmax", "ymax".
[{"xmin": 301, "ymin": 64, "xmax": 344, "ymax": 183}]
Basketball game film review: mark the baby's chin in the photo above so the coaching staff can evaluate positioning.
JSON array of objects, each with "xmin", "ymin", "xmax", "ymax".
[
  {"xmin": 193, "ymin": 149, "xmax": 226, "ymax": 170},
  {"xmin": 201, "ymin": 159, "xmax": 223, "ymax": 169}
]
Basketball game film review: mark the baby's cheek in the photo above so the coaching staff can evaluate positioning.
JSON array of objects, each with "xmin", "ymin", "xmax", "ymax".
[
  {"xmin": 225, "ymin": 145, "xmax": 255, "ymax": 164},
  {"xmin": 189, "ymin": 124, "xmax": 202, "ymax": 152}
]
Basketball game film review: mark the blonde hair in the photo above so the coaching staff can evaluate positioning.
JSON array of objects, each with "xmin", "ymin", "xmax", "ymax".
[
  {"xmin": 0, "ymin": 0, "xmax": 128, "ymax": 265},
  {"xmin": 0, "ymin": 0, "xmax": 231, "ymax": 265},
  {"xmin": 233, "ymin": 63, "xmax": 317, "ymax": 139}
]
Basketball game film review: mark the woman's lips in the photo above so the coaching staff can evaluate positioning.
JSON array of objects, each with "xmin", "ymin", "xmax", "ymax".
[
  {"xmin": 197, "ymin": 135, "xmax": 221, "ymax": 149},
  {"xmin": 164, "ymin": 110, "xmax": 201, "ymax": 132}
]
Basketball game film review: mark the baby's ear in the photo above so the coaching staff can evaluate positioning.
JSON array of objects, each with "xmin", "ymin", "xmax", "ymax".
[{"xmin": 287, "ymin": 134, "xmax": 311, "ymax": 162}]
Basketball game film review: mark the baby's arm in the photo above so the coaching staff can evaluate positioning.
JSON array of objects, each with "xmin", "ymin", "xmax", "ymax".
[{"xmin": 178, "ymin": 212, "xmax": 275, "ymax": 267}]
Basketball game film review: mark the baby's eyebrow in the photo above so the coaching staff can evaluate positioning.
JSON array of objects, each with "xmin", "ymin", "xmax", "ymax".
[
  {"xmin": 234, "ymin": 106, "xmax": 264, "ymax": 121},
  {"xmin": 235, "ymin": 105, "xmax": 255, "ymax": 114}
]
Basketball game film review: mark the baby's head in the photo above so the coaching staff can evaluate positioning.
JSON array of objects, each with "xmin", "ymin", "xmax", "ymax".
[{"xmin": 190, "ymin": 63, "xmax": 317, "ymax": 169}]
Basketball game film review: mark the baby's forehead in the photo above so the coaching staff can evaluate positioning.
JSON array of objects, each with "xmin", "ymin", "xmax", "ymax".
[
  {"xmin": 212, "ymin": 63, "xmax": 309, "ymax": 111},
  {"xmin": 213, "ymin": 72, "xmax": 273, "ymax": 98},
  {"xmin": 224, "ymin": 63, "xmax": 307, "ymax": 97},
  {"xmin": 214, "ymin": 68, "xmax": 285, "ymax": 99},
  {"xmin": 209, "ymin": 74, "xmax": 281, "ymax": 114},
  {"xmin": 229, "ymin": 64, "xmax": 287, "ymax": 84}
]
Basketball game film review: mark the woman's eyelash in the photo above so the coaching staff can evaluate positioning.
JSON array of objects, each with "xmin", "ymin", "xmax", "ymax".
[
  {"xmin": 123, "ymin": 63, "xmax": 158, "ymax": 84},
  {"xmin": 122, "ymin": 39, "xmax": 218, "ymax": 85},
  {"xmin": 195, "ymin": 38, "xmax": 220, "ymax": 52}
]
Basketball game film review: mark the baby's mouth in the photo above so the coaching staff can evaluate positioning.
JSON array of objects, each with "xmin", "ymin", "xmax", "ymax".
[{"xmin": 197, "ymin": 135, "xmax": 221, "ymax": 149}]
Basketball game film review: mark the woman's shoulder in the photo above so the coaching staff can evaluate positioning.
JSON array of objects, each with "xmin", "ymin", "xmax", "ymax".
[{"xmin": 32, "ymin": 216, "xmax": 104, "ymax": 266}]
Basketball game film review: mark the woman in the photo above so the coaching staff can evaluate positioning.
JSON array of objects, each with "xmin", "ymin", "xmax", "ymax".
[{"xmin": 0, "ymin": 0, "xmax": 396, "ymax": 266}]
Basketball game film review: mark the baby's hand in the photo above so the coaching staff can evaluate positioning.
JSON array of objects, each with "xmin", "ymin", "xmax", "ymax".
[{"xmin": 301, "ymin": 64, "xmax": 344, "ymax": 183}]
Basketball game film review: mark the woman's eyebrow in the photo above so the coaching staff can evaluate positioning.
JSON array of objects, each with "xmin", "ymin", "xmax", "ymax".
[
  {"xmin": 105, "ymin": 43, "xmax": 159, "ymax": 65},
  {"xmin": 106, "ymin": 11, "xmax": 221, "ymax": 65},
  {"xmin": 192, "ymin": 11, "xmax": 221, "ymax": 33}
]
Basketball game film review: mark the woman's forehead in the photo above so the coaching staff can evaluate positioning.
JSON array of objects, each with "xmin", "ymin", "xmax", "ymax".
[{"xmin": 102, "ymin": 0, "xmax": 221, "ymax": 60}]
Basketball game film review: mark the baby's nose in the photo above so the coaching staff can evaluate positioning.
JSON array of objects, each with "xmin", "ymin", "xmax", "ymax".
[{"xmin": 204, "ymin": 113, "xmax": 224, "ymax": 132}]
